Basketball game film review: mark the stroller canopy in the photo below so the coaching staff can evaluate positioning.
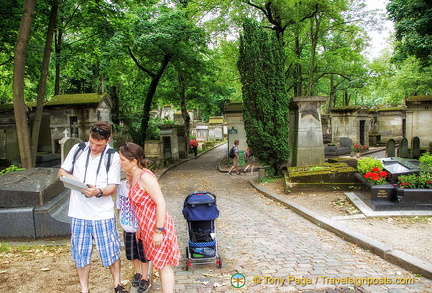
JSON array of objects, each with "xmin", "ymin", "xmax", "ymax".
[{"xmin": 182, "ymin": 191, "xmax": 219, "ymax": 221}]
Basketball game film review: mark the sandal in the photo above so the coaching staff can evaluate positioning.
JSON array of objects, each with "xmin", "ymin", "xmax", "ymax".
[
  {"xmin": 114, "ymin": 284, "xmax": 128, "ymax": 293},
  {"xmin": 131, "ymin": 273, "xmax": 142, "ymax": 287},
  {"xmin": 138, "ymin": 279, "xmax": 151, "ymax": 293}
]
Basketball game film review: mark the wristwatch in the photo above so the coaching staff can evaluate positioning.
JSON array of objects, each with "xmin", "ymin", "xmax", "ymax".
[
  {"xmin": 155, "ymin": 227, "xmax": 165, "ymax": 234},
  {"xmin": 95, "ymin": 188, "xmax": 103, "ymax": 198}
]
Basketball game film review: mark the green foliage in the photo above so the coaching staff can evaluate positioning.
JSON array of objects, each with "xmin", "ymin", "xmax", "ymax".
[
  {"xmin": 0, "ymin": 242, "xmax": 10, "ymax": 253},
  {"xmin": 356, "ymin": 158, "xmax": 384, "ymax": 174},
  {"xmin": 238, "ymin": 18, "xmax": 290, "ymax": 175},
  {"xmin": 387, "ymin": 0, "xmax": 432, "ymax": 66},
  {"xmin": 419, "ymin": 152, "xmax": 432, "ymax": 166},
  {"xmin": 0, "ymin": 164, "xmax": 25, "ymax": 175},
  {"xmin": 398, "ymin": 172, "xmax": 432, "ymax": 189}
]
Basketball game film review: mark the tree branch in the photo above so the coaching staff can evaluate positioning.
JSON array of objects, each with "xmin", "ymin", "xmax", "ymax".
[{"xmin": 127, "ymin": 46, "xmax": 155, "ymax": 77}]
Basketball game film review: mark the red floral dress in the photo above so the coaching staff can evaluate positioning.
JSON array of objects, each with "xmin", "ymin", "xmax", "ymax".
[{"xmin": 129, "ymin": 169, "xmax": 180, "ymax": 270}]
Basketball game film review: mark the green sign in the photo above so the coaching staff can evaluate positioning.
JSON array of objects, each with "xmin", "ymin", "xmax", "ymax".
[{"xmin": 228, "ymin": 127, "xmax": 238, "ymax": 134}]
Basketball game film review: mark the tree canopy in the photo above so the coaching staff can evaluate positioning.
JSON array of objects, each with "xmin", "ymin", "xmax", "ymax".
[{"xmin": 3, "ymin": 0, "xmax": 432, "ymax": 168}]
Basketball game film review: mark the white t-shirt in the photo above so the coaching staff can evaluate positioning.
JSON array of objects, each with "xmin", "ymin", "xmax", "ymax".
[
  {"xmin": 115, "ymin": 180, "xmax": 138, "ymax": 233},
  {"xmin": 61, "ymin": 142, "xmax": 120, "ymax": 220}
]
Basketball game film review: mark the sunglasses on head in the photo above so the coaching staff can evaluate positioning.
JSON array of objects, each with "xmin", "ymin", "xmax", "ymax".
[{"xmin": 91, "ymin": 126, "xmax": 109, "ymax": 137}]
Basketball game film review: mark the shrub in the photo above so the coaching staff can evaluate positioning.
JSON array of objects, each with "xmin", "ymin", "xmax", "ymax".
[
  {"xmin": 398, "ymin": 172, "xmax": 432, "ymax": 189},
  {"xmin": 0, "ymin": 164, "xmax": 25, "ymax": 175},
  {"xmin": 356, "ymin": 158, "xmax": 384, "ymax": 174},
  {"xmin": 419, "ymin": 152, "xmax": 432, "ymax": 166}
]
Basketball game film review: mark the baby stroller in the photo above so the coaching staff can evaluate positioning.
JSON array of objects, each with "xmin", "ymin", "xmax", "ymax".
[{"xmin": 182, "ymin": 191, "xmax": 222, "ymax": 270}]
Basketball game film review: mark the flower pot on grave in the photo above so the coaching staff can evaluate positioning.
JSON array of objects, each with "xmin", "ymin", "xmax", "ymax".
[
  {"xmin": 354, "ymin": 173, "xmax": 397, "ymax": 202},
  {"xmin": 395, "ymin": 187, "xmax": 432, "ymax": 204}
]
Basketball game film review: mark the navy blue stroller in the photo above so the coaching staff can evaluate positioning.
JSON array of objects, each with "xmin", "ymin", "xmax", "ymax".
[{"xmin": 182, "ymin": 191, "xmax": 222, "ymax": 270}]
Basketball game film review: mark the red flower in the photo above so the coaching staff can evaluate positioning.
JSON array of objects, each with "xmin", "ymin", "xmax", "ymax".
[
  {"xmin": 379, "ymin": 171, "xmax": 388, "ymax": 177},
  {"xmin": 371, "ymin": 167, "xmax": 380, "ymax": 172}
]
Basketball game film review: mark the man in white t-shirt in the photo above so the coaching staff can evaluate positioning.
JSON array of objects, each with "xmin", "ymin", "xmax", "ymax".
[{"xmin": 58, "ymin": 121, "xmax": 127, "ymax": 293}]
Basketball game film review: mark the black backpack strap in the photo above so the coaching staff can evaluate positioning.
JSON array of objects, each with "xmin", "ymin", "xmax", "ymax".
[
  {"xmin": 70, "ymin": 142, "xmax": 87, "ymax": 173},
  {"xmin": 105, "ymin": 147, "xmax": 116, "ymax": 173}
]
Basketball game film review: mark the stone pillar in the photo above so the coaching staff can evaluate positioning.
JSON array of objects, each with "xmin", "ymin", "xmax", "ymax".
[{"xmin": 289, "ymin": 96, "xmax": 327, "ymax": 166}]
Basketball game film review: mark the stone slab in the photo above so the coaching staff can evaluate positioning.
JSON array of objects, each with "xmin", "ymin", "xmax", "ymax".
[
  {"xmin": 34, "ymin": 189, "xmax": 70, "ymax": 238},
  {"xmin": 0, "ymin": 167, "xmax": 63, "ymax": 208},
  {"xmin": 0, "ymin": 207, "xmax": 35, "ymax": 238}
]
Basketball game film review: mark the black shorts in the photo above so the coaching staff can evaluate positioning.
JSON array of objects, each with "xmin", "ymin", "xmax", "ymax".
[{"xmin": 123, "ymin": 231, "xmax": 148, "ymax": 262}]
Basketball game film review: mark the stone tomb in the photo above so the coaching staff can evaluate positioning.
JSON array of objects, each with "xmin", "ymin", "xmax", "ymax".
[
  {"xmin": 354, "ymin": 157, "xmax": 432, "ymax": 211},
  {"xmin": 0, "ymin": 168, "xmax": 70, "ymax": 238}
]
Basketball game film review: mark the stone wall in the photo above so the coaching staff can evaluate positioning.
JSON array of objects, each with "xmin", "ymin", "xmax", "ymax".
[
  {"xmin": 330, "ymin": 107, "xmax": 372, "ymax": 147},
  {"xmin": 375, "ymin": 108, "xmax": 405, "ymax": 144},
  {"xmin": 406, "ymin": 96, "xmax": 432, "ymax": 147}
]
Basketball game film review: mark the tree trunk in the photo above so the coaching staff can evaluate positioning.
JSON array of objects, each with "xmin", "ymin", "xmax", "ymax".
[
  {"xmin": 178, "ymin": 73, "xmax": 191, "ymax": 156},
  {"xmin": 294, "ymin": 34, "xmax": 302, "ymax": 97},
  {"xmin": 31, "ymin": 1, "xmax": 58, "ymax": 166},
  {"xmin": 327, "ymin": 73, "xmax": 335, "ymax": 113},
  {"xmin": 13, "ymin": 0, "xmax": 36, "ymax": 169},
  {"xmin": 307, "ymin": 16, "xmax": 320, "ymax": 97},
  {"xmin": 54, "ymin": 28, "xmax": 62, "ymax": 95},
  {"xmin": 140, "ymin": 53, "xmax": 171, "ymax": 144}
]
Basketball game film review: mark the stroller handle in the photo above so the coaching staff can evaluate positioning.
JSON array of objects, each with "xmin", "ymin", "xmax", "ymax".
[{"xmin": 186, "ymin": 191, "xmax": 216, "ymax": 203}]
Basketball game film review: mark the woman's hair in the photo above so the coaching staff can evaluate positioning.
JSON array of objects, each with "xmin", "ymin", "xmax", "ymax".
[{"xmin": 119, "ymin": 142, "xmax": 149, "ymax": 168}]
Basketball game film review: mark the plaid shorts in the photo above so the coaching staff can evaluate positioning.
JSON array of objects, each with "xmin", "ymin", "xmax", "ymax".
[
  {"xmin": 124, "ymin": 231, "xmax": 148, "ymax": 263},
  {"xmin": 70, "ymin": 217, "xmax": 121, "ymax": 268}
]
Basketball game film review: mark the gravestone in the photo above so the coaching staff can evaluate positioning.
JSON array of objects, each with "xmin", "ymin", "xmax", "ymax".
[
  {"xmin": 398, "ymin": 138, "xmax": 409, "ymax": 158},
  {"xmin": 0, "ymin": 168, "xmax": 70, "ymax": 238},
  {"xmin": 289, "ymin": 96, "xmax": 328, "ymax": 166},
  {"xmin": 411, "ymin": 136, "xmax": 420, "ymax": 159},
  {"xmin": 354, "ymin": 157, "xmax": 432, "ymax": 211},
  {"xmin": 63, "ymin": 137, "xmax": 82, "ymax": 161},
  {"xmin": 386, "ymin": 139, "xmax": 396, "ymax": 157}
]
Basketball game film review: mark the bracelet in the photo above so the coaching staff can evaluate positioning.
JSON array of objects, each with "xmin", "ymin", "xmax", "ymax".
[{"xmin": 155, "ymin": 227, "xmax": 165, "ymax": 234}]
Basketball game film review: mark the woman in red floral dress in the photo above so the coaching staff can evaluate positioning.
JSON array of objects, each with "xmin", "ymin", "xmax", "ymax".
[{"xmin": 119, "ymin": 143, "xmax": 180, "ymax": 293}]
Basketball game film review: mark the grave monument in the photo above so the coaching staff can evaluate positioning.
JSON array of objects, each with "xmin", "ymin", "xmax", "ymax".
[{"xmin": 289, "ymin": 96, "xmax": 327, "ymax": 166}]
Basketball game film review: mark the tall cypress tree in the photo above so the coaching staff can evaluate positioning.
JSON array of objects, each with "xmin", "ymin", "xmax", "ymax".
[{"xmin": 238, "ymin": 18, "xmax": 290, "ymax": 175}]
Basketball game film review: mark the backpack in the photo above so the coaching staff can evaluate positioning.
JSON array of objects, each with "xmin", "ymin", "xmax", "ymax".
[
  {"xmin": 70, "ymin": 142, "xmax": 116, "ymax": 174},
  {"xmin": 229, "ymin": 146, "xmax": 236, "ymax": 158}
]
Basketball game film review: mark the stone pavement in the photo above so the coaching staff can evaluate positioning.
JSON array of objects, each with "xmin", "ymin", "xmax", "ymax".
[{"xmin": 149, "ymin": 143, "xmax": 432, "ymax": 292}]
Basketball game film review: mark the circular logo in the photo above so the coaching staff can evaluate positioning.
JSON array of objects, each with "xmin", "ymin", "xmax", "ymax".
[{"xmin": 231, "ymin": 273, "xmax": 246, "ymax": 288}]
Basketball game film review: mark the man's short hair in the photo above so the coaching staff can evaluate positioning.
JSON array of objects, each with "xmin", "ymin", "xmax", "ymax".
[{"xmin": 90, "ymin": 121, "xmax": 111, "ymax": 140}]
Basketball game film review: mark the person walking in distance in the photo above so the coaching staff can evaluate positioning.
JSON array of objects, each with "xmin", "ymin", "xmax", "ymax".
[
  {"xmin": 116, "ymin": 173, "xmax": 151, "ymax": 292},
  {"xmin": 228, "ymin": 140, "xmax": 240, "ymax": 175},
  {"xmin": 119, "ymin": 143, "xmax": 181, "ymax": 293},
  {"xmin": 189, "ymin": 137, "xmax": 198, "ymax": 157},
  {"xmin": 57, "ymin": 121, "xmax": 127, "ymax": 293},
  {"xmin": 243, "ymin": 147, "xmax": 255, "ymax": 174}
]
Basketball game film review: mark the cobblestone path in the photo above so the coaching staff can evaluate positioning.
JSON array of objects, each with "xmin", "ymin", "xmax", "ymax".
[{"xmin": 150, "ymin": 144, "xmax": 432, "ymax": 292}]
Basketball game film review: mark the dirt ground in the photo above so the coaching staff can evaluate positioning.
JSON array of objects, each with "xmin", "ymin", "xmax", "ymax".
[{"xmin": 0, "ymin": 178, "xmax": 431, "ymax": 292}]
